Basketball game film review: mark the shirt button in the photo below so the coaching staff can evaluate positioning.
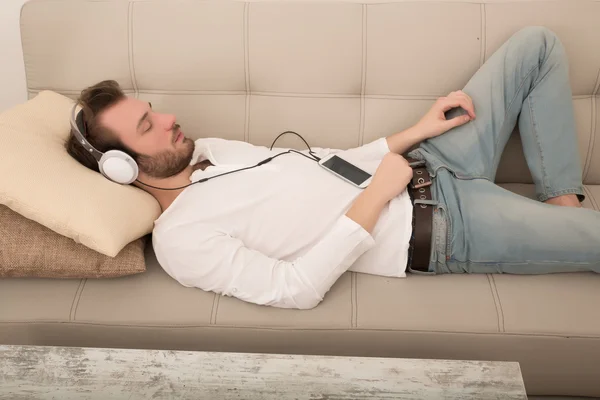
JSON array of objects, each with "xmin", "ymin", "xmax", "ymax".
[{"xmin": 232, "ymin": 288, "xmax": 238, "ymax": 293}]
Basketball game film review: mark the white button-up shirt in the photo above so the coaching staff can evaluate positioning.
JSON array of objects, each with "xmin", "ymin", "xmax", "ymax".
[{"xmin": 152, "ymin": 137, "xmax": 413, "ymax": 309}]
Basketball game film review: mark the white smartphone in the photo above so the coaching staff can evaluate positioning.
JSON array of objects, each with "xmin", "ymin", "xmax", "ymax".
[{"xmin": 318, "ymin": 154, "xmax": 373, "ymax": 189}]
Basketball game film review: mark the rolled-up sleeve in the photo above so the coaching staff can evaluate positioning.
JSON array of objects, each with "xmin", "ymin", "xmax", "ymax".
[{"xmin": 153, "ymin": 215, "xmax": 375, "ymax": 309}]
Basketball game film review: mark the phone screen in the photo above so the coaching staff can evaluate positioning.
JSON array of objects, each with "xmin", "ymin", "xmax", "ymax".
[{"xmin": 321, "ymin": 155, "xmax": 372, "ymax": 185}]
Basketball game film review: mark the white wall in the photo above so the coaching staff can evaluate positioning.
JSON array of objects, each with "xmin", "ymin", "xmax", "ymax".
[{"xmin": 0, "ymin": 0, "xmax": 29, "ymax": 112}]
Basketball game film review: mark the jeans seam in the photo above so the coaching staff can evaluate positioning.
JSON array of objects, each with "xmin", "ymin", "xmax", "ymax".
[
  {"xmin": 490, "ymin": 35, "xmax": 559, "ymax": 176},
  {"xmin": 444, "ymin": 208, "xmax": 452, "ymax": 262},
  {"xmin": 538, "ymin": 188, "xmax": 585, "ymax": 202},
  {"xmin": 434, "ymin": 203, "xmax": 453, "ymax": 263},
  {"xmin": 528, "ymin": 95, "xmax": 550, "ymax": 199},
  {"xmin": 450, "ymin": 259, "xmax": 598, "ymax": 266},
  {"xmin": 491, "ymin": 62, "xmax": 540, "ymax": 174},
  {"xmin": 501, "ymin": 35, "xmax": 560, "ymax": 194},
  {"xmin": 528, "ymin": 36, "xmax": 559, "ymax": 90}
]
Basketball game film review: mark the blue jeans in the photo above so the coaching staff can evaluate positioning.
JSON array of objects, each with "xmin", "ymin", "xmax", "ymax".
[{"xmin": 407, "ymin": 26, "xmax": 600, "ymax": 275}]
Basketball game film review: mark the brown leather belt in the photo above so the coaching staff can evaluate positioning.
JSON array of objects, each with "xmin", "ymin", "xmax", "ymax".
[{"xmin": 406, "ymin": 157, "xmax": 434, "ymax": 272}]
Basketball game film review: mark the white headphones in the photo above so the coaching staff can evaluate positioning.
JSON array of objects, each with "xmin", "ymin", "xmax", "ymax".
[{"xmin": 69, "ymin": 104, "xmax": 139, "ymax": 185}]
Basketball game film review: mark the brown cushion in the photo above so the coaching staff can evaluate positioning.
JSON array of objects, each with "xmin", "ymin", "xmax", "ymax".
[{"xmin": 0, "ymin": 205, "xmax": 147, "ymax": 278}]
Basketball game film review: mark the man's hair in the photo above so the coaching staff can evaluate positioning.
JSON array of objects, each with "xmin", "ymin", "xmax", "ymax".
[{"xmin": 65, "ymin": 80, "xmax": 134, "ymax": 172}]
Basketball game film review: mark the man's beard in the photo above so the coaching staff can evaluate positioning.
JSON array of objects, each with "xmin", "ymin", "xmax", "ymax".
[{"xmin": 134, "ymin": 136, "xmax": 195, "ymax": 179}]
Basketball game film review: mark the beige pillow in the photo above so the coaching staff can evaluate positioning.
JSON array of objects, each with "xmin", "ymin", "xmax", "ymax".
[
  {"xmin": 0, "ymin": 204, "xmax": 147, "ymax": 278},
  {"xmin": 0, "ymin": 91, "xmax": 161, "ymax": 257}
]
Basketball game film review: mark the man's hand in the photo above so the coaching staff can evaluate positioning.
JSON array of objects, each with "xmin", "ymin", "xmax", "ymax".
[
  {"xmin": 345, "ymin": 153, "xmax": 413, "ymax": 233},
  {"xmin": 369, "ymin": 153, "xmax": 413, "ymax": 203},
  {"xmin": 385, "ymin": 90, "xmax": 476, "ymax": 155},
  {"xmin": 414, "ymin": 90, "xmax": 476, "ymax": 140}
]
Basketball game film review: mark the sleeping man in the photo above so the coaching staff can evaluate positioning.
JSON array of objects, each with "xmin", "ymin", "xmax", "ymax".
[{"xmin": 66, "ymin": 27, "xmax": 600, "ymax": 309}]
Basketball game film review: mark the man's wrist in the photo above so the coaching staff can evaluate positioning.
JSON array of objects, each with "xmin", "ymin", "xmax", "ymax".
[
  {"xmin": 405, "ymin": 124, "xmax": 429, "ymax": 143},
  {"xmin": 385, "ymin": 125, "xmax": 428, "ymax": 155},
  {"xmin": 362, "ymin": 184, "xmax": 389, "ymax": 208},
  {"xmin": 345, "ymin": 186, "xmax": 387, "ymax": 234}
]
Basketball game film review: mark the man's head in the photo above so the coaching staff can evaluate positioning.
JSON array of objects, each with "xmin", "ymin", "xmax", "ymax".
[{"xmin": 66, "ymin": 80, "xmax": 194, "ymax": 181}]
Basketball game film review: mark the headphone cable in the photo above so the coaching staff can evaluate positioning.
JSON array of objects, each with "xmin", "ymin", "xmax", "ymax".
[
  {"xmin": 270, "ymin": 130, "xmax": 321, "ymax": 161},
  {"xmin": 135, "ymin": 148, "xmax": 318, "ymax": 191}
]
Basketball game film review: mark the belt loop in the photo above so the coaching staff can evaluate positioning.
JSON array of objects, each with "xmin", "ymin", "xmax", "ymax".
[
  {"xmin": 413, "ymin": 199, "xmax": 437, "ymax": 206},
  {"xmin": 409, "ymin": 160, "xmax": 426, "ymax": 169}
]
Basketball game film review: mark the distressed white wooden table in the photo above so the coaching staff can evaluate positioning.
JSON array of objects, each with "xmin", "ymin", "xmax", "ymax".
[{"xmin": 0, "ymin": 344, "xmax": 526, "ymax": 399}]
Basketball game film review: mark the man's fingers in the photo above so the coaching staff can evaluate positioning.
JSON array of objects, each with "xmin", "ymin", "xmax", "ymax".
[
  {"xmin": 439, "ymin": 97, "xmax": 467, "ymax": 113},
  {"xmin": 444, "ymin": 114, "xmax": 471, "ymax": 130},
  {"xmin": 459, "ymin": 93, "xmax": 476, "ymax": 119},
  {"xmin": 453, "ymin": 92, "xmax": 476, "ymax": 119},
  {"xmin": 439, "ymin": 94, "xmax": 476, "ymax": 119}
]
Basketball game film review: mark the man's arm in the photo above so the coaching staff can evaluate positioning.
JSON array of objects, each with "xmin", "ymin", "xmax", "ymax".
[
  {"xmin": 385, "ymin": 90, "xmax": 477, "ymax": 155},
  {"xmin": 153, "ymin": 155, "xmax": 413, "ymax": 310},
  {"xmin": 346, "ymin": 152, "xmax": 413, "ymax": 233},
  {"xmin": 154, "ymin": 215, "xmax": 376, "ymax": 310},
  {"xmin": 385, "ymin": 126, "xmax": 427, "ymax": 156}
]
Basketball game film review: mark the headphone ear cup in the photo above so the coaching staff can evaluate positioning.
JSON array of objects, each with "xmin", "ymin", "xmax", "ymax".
[{"xmin": 99, "ymin": 150, "xmax": 139, "ymax": 185}]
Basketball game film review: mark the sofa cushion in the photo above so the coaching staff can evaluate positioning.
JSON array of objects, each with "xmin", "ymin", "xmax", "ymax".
[
  {"xmin": 491, "ymin": 272, "xmax": 600, "ymax": 336},
  {"xmin": 0, "ymin": 278, "xmax": 81, "ymax": 322},
  {"xmin": 0, "ymin": 205, "xmax": 147, "ymax": 278},
  {"xmin": 72, "ymin": 245, "xmax": 214, "ymax": 325},
  {"xmin": 585, "ymin": 184, "xmax": 600, "ymax": 210},
  {"xmin": 2, "ymin": 235, "xmax": 599, "ymax": 397},
  {"xmin": 0, "ymin": 90, "xmax": 161, "ymax": 257}
]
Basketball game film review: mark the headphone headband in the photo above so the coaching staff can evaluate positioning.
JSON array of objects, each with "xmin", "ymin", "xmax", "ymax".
[{"xmin": 69, "ymin": 104, "xmax": 104, "ymax": 162}]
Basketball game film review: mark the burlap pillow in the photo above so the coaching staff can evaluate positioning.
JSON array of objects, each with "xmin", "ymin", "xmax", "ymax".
[
  {"xmin": 0, "ymin": 204, "xmax": 146, "ymax": 278},
  {"xmin": 0, "ymin": 90, "xmax": 161, "ymax": 257}
]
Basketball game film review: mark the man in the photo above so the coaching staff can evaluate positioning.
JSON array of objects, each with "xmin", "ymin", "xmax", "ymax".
[{"xmin": 66, "ymin": 26, "xmax": 600, "ymax": 309}]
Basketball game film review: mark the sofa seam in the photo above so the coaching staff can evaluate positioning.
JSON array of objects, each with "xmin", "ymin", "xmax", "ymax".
[
  {"xmin": 351, "ymin": 272, "xmax": 357, "ymax": 328},
  {"xmin": 583, "ymin": 65, "xmax": 600, "ymax": 182},
  {"xmin": 584, "ymin": 185, "xmax": 599, "ymax": 211},
  {"xmin": 243, "ymin": 2, "xmax": 250, "ymax": 143},
  {"xmin": 4, "ymin": 321, "xmax": 600, "ymax": 340},
  {"xmin": 23, "ymin": 87, "xmax": 595, "ymax": 101},
  {"xmin": 70, "ymin": 279, "xmax": 87, "ymax": 321},
  {"xmin": 358, "ymin": 4, "xmax": 367, "ymax": 147},
  {"xmin": 18, "ymin": 0, "xmax": 599, "ymax": 4},
  {"xmin": 583, "ymin": 95, "xmax": 596, "ymax": 183},
  {"xmin": 592, "ymin": 66, "xmax": 600, "ymax": 96},
  {"xmin": 127, "ymin": 2, "xmax": 139, "ymax": 98},
  {"xmin": 19, "ymin": 1, "xmax": 31, "ymax": 96},
  {"xmin": 210, "ymin": 294, "xmax": 220, "ymax": 325},
  {"xmin": 209, "ymin": 293, "xmax": 216, "ymax": 325},
  {"xmin": 489, "ymin": 275, "xmax": 506, "ymax": 333},
  {"xmin": 479, "ymin": 3, "xmax": 486, "ymax": 66},
  {"xmin": 486, "ymin": 274, "xmax": 501, "ymax": 333},
  {"xmin": 68, "ymin": 279, "xmax": 82, "ymax": 321},
  {"xmin": 27, "ymin": 88, "xmax": 138, "ymax": 95}
]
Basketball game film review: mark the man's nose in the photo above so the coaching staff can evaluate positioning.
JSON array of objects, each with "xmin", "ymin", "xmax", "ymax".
[{"xmin": 160, "ymin": 113, "xmax": 177, "ymax": 131}]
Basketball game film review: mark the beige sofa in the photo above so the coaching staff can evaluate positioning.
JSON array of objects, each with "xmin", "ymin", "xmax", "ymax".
[{"xmin": 1, "ymin": 0, "xmax": 600, "ymax": 397}]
